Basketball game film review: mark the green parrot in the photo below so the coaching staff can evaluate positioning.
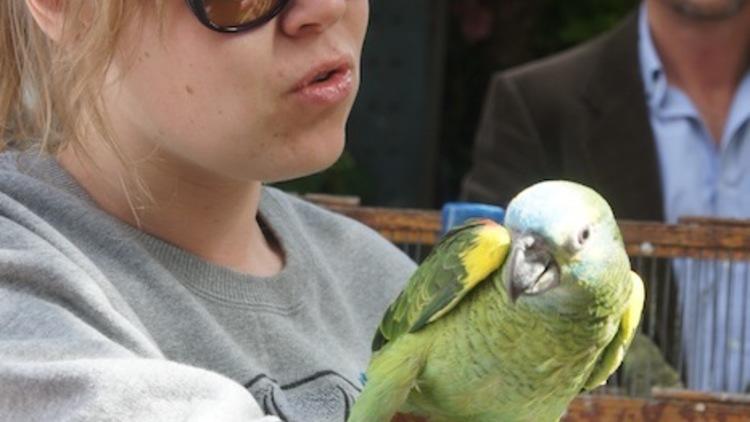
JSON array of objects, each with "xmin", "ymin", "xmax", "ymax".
[{"xmin": 348, "ymin": 181, "xmax": 645, "ymax": 422}]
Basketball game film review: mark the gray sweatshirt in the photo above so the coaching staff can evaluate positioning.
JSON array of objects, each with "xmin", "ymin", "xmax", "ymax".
[{"xmin": 0, "ymin": 150, "xmax": 415, "ymax": 422}]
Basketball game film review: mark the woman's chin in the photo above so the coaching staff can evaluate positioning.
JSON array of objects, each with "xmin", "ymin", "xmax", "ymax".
[
  {"xmin": 206, "ymin": 129, "xmax": 347, "ymax": 183},
  {"xmin": 266, "ymin": 146, "xmax": 346, "ymax": 184},
  {"xmin": 268, "ymin": 158, "xmax": 342, "ymax": 184},
  {"xmin": 294, "ymin": 135, "xmax": 346, "ymax": 175}
]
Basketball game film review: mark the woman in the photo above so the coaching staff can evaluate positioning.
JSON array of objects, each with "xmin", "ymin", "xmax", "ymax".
[{"xmin": 0, "ymin": 1, "xmax": 415, "ymax": 420}]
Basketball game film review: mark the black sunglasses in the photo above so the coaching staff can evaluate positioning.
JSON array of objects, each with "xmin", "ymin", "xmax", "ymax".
[{"xmin": 185, "ymin": 0, "xmax": 291, "ymax": 33}]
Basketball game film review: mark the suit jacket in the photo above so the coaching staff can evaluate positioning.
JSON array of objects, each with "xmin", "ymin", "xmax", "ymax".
[{"xmin": 461, "ymin": 12, "xmax": 664, "ymax": 222}]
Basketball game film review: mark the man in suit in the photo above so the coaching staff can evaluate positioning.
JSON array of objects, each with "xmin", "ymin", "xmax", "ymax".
[
  {"xmin": 461, "ymin": 0, "xmax": 750, "ymax": 222},
  {"xmin": 461, "ymin": 0, "xmax": 750, "ymax": 392}
]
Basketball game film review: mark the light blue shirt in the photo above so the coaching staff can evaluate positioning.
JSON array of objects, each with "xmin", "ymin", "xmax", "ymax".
[
  {"xmin": 639, "ymin": 5, "xmax": 750, "ymax": 392},
  {"xmin": 639, "ymin": 5, "xmax": 750, "ymax": 223}
]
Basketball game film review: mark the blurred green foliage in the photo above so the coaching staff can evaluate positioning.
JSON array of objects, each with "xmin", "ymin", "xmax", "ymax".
[{"xmin": 535, "ymin": 0, "xmax": 638, "ymax": 51}]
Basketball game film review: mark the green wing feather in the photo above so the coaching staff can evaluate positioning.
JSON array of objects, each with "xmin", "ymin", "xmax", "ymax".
[{"xmin": 372, "ymin": 219, "xmax": 510, "ymax": 352}]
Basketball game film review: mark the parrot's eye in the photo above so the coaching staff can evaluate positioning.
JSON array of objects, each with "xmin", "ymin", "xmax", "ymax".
[{"xmin": 576, "ymin": 227, "xmax": 591, "ymax": 248}]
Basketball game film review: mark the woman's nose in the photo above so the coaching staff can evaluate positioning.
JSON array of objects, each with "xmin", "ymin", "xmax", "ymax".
[{"xmin": 278, "ymin": 0, "xmax": 348, "ymax": 36}]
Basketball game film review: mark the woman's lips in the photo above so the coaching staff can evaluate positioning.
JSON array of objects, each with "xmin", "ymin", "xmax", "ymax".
[{"xmin": 292, "ymin": 61, "xmax": 354, "ymax": 106}]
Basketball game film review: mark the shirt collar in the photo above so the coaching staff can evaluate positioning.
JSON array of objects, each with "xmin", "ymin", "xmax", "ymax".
[
  {"xmin": 638, "ymin": 4, "xmax": 666, "ymax": 110},
  {"xmin": 725, "ymin": 72, "xmax": 750, "ymax": 146},
  {"xmin": 638, "ymin": 5, "xmax": 704, "ymax": 120}
]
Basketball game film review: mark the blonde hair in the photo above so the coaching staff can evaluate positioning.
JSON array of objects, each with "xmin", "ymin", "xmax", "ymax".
[{"xmin": 0, "ymin": 1, "xmax": 157, "ymax": 156}]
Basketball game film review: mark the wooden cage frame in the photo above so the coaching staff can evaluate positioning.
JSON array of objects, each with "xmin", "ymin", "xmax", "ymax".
[{"xmin": 316, "ymin": 198, "xmax": 750, "ymax": 421}]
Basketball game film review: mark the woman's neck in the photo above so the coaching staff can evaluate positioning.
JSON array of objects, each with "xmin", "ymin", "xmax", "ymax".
[{"xmin": 57, "ymin": 143, "xmax": 284, "ymax": 277}]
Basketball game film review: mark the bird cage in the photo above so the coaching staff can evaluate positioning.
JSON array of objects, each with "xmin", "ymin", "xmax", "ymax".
[{"xmin": 318, "ymin": 200, "xmax": 750, "ymax": 421}]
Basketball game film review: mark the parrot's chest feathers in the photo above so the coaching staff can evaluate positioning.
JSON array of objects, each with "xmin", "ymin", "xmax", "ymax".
[
  {"xmin": 414, "ymin": 295, "xmax": 622, "ymax": 417},
  {"xmin": 481, "ymin": 303, "xmax": 618, "ymax": 374}
]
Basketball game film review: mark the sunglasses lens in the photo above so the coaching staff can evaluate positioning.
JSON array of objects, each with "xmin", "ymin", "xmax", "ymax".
[{"xmin": 202, "ymin": 0, "xmax": 278, "ymax": 27}]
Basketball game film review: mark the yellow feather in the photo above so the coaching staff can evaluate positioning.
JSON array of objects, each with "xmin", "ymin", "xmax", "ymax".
[
  {"xmin": 458, "ymin": 223, "xmax": 510, "ymax": 289},
  {"xmin": 424, "ymin": 224, "xmax": 510, "ymax": 325},
  {"xmin": 621, "ymin": 272, "xmax": 645, "ymax": 347}
]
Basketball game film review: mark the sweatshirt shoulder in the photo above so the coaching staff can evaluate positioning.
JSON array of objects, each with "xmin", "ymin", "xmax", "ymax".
[
  {"xmin": 261, "ymin": 187, "xmax": 415, "ymax": 268},
  {"xmin": 262, "ymin": 187, "xmax": 365, "ymax": 232}
]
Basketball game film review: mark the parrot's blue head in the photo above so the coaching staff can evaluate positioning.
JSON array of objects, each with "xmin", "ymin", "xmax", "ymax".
[{"xmin": 502, "ymin": 180, "xmax": 630, "ymax": 305}]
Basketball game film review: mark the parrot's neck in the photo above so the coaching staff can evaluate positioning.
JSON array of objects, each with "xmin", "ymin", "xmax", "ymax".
[{"xmin": 491, "ymin": 267, "xmax": 631, "ymax": 320}]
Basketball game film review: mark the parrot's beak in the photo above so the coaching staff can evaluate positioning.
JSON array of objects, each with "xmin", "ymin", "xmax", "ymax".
[{"xmin": 506, "ymin": 233, "xmax": 560, "ymax": 303}]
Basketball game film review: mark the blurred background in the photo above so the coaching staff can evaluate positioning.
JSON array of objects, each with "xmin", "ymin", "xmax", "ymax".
[
  {"xmin": 279, "ymin": 0, "xmax": 750, "ymax": 403},
  {"xmin": 276, "ymin": 0, "xmax": 637, "ymax": 208}
]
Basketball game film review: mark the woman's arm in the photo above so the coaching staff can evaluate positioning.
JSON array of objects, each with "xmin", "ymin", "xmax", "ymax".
[{"xmin": 0, "ymin": 218, "xmax": 280, "ymax": 422}]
